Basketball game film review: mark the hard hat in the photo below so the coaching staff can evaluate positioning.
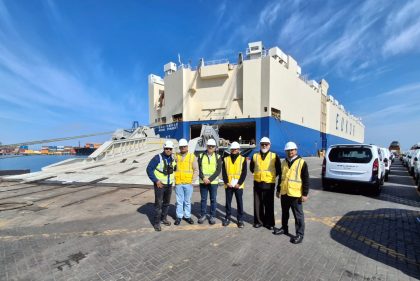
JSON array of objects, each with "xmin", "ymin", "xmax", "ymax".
[
  {"xmin": 179, "ymin": 139, "xmax": 188, "ymax": 147},
  {"xmin": 230, "ymin": 142, "xmax": 240, "ymax": 149},
  {"xmin": 260, "ymin": 137, "xmax": 271, "ymax": 144},
  {"xmin": 284, "ymin": 141, "xmax": 298, "ymax": 151},
  {"xmin": 206, "ymin": 139, "xmax": 217, "ymax": 146},
  {"xmin": 163, "ymin": 140, "xmax": 174, "ymax": 149}
]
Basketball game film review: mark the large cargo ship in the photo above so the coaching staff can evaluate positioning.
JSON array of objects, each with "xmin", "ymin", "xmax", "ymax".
[{"xmin": 148, "ymin": 41, "xmax": 364, "ymax": 157}]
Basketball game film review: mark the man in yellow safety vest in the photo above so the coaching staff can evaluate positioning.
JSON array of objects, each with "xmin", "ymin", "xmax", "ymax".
[
  {"xmin": 146, "ymin": 140, "xmax": 177, "ymax": 231},
  {"xmin": 250, "ymin": 137, "xmax": 281, "ymax": 230},
  {"xmin": 274, "ymin": 141, "xmax": 309, "ymax": 244},
  {"xmin": 174, "ymin": 138, "xmax": 198, "ymax": 225},
  {"xmin": 197, "ymin": 139, "xmax": 222, "ymax": 225},
  {"xmin": 222, "ymin": 141, "xmax": 247, "ymax": 228}
]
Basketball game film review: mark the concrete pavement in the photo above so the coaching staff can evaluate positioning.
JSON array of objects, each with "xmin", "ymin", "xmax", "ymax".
[{"xmin": 0, "ymin": 157, "xmax": 419, "ymax": 281}]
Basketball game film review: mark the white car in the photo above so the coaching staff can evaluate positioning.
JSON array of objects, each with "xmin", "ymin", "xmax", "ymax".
[
  {"xmin": 322, "ymin": 144, "xmax": 385, "ymax": 195},
  {"xmin": 413, "ymin": 150, "xmax": 420, "ymax": 184},
  {"xmin": 407, "ymin": 150, "xmax": 419, "ymax": 176},
  {"xmin": 379, "ymin": 147, "xmax": 391, "ymax": 181},
  {"xmin": 402, "ymin": 151, "xmax": 411, "ymax": 167}
]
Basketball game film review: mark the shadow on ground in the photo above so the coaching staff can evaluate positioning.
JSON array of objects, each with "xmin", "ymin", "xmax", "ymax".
[
  {"xmin": 137, "ymin": 200, "xmax": 254, "ymax": 226},
  {"xmin": 330, "ymin": 208, "xmax": 420, "ymax": 279}
]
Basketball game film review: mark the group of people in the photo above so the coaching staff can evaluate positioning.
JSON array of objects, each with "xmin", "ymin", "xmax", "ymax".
[{"xmin": 146, "ymin": 137, "xmax": 309, "ymax": 244}]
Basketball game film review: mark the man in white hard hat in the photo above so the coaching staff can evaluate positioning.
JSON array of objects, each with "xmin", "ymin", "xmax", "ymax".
[
  {"xmin": 174, "ymin": 139, "xmax": 198, "ymax": 226},
  {"xmin": 274, "ymin": 141, "xmax": 309, "ymax": 244},
  {"xmin": 197, "ymin": 138, "xmax": 222, "ymax": 225},
  {"xmin": 146, "ymin": 140, "xmax": 177, "ymax": 231},
  {"xmin": 222, "ymin": 141, "xmax": 247, "ymax": 228},
  {"xmin": 250, "ymin": 137, "xmax": 281, "ymax": 230}
]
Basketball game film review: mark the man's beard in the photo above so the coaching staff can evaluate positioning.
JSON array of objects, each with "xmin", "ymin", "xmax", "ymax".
[{"xmin": 261, "ymin": 148, "xmax": 268, "ymax": 153}]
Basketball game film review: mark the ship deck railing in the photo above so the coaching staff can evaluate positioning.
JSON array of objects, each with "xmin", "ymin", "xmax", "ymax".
[{"xmin": 203, "ymin": 59, "xmax": 229, "ymax": 66}]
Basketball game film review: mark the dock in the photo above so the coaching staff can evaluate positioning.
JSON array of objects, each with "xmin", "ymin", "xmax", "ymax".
[{"xmin": 0, "ymin": 158, "xmax": 419, "ymax": 280}]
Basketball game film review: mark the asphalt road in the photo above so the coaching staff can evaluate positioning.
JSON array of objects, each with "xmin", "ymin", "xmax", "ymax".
[{"xmin": 0, "ymin": 157, "xmax": 419, "ymax": 281}]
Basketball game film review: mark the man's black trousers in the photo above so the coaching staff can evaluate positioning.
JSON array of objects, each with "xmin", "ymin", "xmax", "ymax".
[
  {"xmin": 154, "ymin": 184, "xmax": 172, "ymax": 225},
  {"xmin": 281, "ymin": 194, "xmax": 305, "ymax": 236}
]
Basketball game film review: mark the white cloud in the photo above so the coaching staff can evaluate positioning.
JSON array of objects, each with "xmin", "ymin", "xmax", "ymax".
[
  {"xmin": 383, "ymin": 20, "xmax": 420, "ymax": 55},
  {"xmin": 382, "ymin": 0, "xmax": 420, "ymax": 55},
  {"xmin": 257, "ymin": 1, "xmax": 282, "ymax": 28},
  {"xmin": 381, "ymin": 82, "xmax": 420, "ymax": 97},
  {"xmin": 0, "ymin": 1, "xmax": 144, "ymax": 142}
]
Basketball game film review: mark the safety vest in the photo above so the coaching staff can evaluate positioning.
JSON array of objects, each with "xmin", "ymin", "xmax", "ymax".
[
  {"xmin": 280, "ymin": 158, "xmax": 305, "ymax": 197},
  {"xmin": 224, "ymin": 155, "xmax": 245, "ymax": 189},
  {"xmin": 154, "ymin": 154, "xmax": 176, "ymax": 185},
  {"xmin": 199, "ymin": 153, "xmax": 219, "ymax": 184},
  {"xmin": 175, "ymin": 152, "xmax": 195, "ymax": 184},
  {"xmin": 253, "ymin": 151, "xmax": 277, "ymax": 183}
]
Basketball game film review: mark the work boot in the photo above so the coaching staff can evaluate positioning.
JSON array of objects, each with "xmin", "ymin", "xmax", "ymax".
[
  {"xmin": 184, "ymin": 217, "xmax": 194, "ymax": 225},
  {"xmin": 209, "ymin": 216, "xmax": 216, "ymax": 225},
  {"xmin": 291, "ymin": 235, "xmax": 304, "ymax": 244},
  {"xmin": 174, "ymin": 218, "xmax": 181, "ymax": 225},
  {"xmin": 264, "ymin": 225, "xmax": 274, "ymax": 230},
  {"xmin": 222, "ymin": 218, "xmax": 230, "ymax": 227},
  {"xmin": 273, "ymin": 227, "xmax": 289, "ymax": 235},
  {"xmin": 154, "ymin": 224, "xmax": 161, "ymax": 232},
  {"xmin": 161, "ymin": 219, "xmax": 171, "ymax": 226},
  {"xmin": 237, "ymin": 221, "xmax": 244, "ymax": 228},
  {"xmin": 253, "ymin": 223, "xmax": 263, "ymax": 228},
  {"xmin": 198, "ymin": 215, "xmax": 207, "ymax": 224}
]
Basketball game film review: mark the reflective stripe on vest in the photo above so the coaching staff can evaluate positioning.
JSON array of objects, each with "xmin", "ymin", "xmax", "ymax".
[
  {"xmin": 253, "ymin": 152, "xmax": 277, "ymax": 183},
  {"xmin": 225, "ymin": 155, "xmax": 245, "ymax": 189},
  {"xmin": 200, "ymin": 153, "xmax": 219, "ymax": 184},
  {"xmin": 154, "ymin": 154, "xmax": 176, "ymax": 185},
  {"xmin": 175, "ymin": 152, "xmax": 195, "ymax": 184},
  {"xmin": 280, "ymin": 158, "xmax": 304, "ymax": 197}
]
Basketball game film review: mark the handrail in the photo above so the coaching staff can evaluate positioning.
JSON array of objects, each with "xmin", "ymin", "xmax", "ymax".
[
  {"xmin": 88, "ymin": 137, "xmax": 167, "ymax": 162},
  {"xmin": 204, "ymin": 59, "xmax": 229, "ymax": 66}
]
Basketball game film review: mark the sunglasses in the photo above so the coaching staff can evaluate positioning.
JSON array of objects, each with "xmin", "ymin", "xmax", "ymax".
[
  {"xmin": 260, "ymin": 143, "xmax": 270, "ymax": 146},
  {"xmin": 164, "ymin": 148, "xmax": 173, "ymax": 150},
  {"xmin": 207, "ymin": 145, "xmax": 215, "ymax": 148}
]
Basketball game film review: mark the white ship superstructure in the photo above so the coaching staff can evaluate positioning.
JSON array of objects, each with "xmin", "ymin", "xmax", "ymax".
[{"xmin": 149, "ymin": 41, "xmax": 364, "ymax": 156}]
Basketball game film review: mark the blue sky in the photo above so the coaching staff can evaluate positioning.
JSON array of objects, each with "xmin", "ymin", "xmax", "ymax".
[{"xmin": 0, "ymin": 0, "xmax": 419, "ymax": 150}]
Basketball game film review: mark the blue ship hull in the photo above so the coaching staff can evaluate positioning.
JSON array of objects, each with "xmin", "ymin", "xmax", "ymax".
[{"xmin": 152, "ymin": 117, "xmax": 358, "ymax": 158}]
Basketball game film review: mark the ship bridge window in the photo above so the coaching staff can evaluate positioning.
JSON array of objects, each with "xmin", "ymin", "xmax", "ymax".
[
  {"xmin": 161, "ymin": 117, "xmax": 166, "ymax": 124},
  {"xmin": 271, "ymin": 108, "xmax": 281, "ymax": 120},
  {"xmin": 173, "ymin": 113, "xmax": 183, "ymax": 122},
  {"xmin": 190, "ymin": 121, "xmax": 256, "ymax": 145}
]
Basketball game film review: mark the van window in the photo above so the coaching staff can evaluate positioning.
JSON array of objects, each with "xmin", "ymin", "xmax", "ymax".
[{"xmin": 329, "ymin": 147, "xmax": 373, "ymax": 163}]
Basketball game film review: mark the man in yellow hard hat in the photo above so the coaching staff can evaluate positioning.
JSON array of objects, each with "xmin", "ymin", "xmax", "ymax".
[
  {"xmin": 274, "ymin": 141, "xmax": 309, "ymax": 244},
  {"xmin": 174, "ymin": 139, "xmax": 198, "ymax": 225},
  {"xmin": 146, "ymin": 140, "xmax": 177, "ymax": 231},
  {"xmin": 197, "ymin": 138, "xmax": 222, "ymax": 225},
  {"xmin": 250, "ymin": 137, "xmax": 281, "ymax": 230},
  {"xmin": 222, "ymin": 141, "xmax": 247, "ymax": 228}
]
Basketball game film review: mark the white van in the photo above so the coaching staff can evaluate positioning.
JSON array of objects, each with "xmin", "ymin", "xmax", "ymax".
[
  {"xmin": 380, "ymin": 147, "xmax": 391, "ymax": 181},
  {"xmin": 408, "ymin": 149, "xmax": 419, "ymax": 176},
  {"xmin": 322, "ymin": 144, "xmax": 385, "ymax": 195},
  {"xmin": 413, "ymin": 150, "xmax": 420, "ymax": 185}
]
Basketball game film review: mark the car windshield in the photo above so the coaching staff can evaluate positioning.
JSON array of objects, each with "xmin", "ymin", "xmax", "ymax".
[{"xmin": 329, "ymin": 147, "xmax": 373, "ymax": 163}]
